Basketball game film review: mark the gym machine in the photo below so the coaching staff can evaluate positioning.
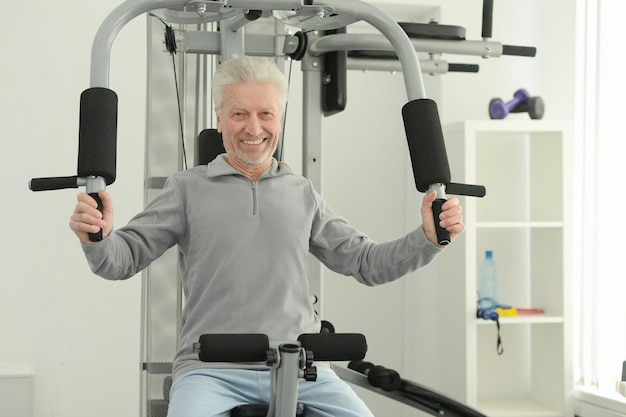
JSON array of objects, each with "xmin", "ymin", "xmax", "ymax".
[
  {"xmin": 28, "ymin": 0, "xmax": 537, "ymax": 415},
  {"xmin": 192, "ymin": 328, "xmax": 489, "ymax": 417}
]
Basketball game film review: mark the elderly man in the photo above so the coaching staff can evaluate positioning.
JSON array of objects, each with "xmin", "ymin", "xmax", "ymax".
[{"xmin": 69, "ymin": 56, "xmax": 464, "ymax": 417}]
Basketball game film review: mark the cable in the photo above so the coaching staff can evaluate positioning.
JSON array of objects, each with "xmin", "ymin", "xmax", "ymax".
[
  {"xmin": 154, "ymin": 15, "xmax": 189, "ymax": 170},
  {"xmin": 476, "ymin": 307, "xmax": 504, "ymax": 355},
  {"xmin": 278, "ymin": 58, "xmax": 294, "ymax": 162}
]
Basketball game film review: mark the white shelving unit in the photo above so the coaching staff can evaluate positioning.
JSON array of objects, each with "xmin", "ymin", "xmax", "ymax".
[{"xmin": 436, "ymin": 120, "xmax": 573, "ymax": 417}]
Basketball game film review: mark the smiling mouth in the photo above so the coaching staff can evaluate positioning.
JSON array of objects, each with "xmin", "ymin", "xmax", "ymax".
[{"xmin": 241, "ymin": 137, "xmax": 265, "ymax": 145}]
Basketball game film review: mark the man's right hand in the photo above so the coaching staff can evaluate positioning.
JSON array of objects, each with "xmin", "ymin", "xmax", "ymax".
[{"xmin": 69, "ymin": 190, "xmax": 114, "ymax": 244}]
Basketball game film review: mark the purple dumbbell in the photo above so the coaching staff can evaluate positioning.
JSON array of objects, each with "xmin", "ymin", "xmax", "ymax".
[
  {"xmin": 489, "ymin": 89, "xmax": 531, "ymax": 119},
  {"xmin": 489, "ymin": 89, "xmax": 545, "ymax": 120}
]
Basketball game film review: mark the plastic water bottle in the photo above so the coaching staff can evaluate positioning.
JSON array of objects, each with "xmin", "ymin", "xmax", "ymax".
[{"xmin": 478, "ymin": 250, "xmax": 499, "ymax": 307}]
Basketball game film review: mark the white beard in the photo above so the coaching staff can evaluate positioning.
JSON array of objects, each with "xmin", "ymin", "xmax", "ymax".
[{"xmin": 231, "ymin": 139, "xmax": 275, "ymax": 167}]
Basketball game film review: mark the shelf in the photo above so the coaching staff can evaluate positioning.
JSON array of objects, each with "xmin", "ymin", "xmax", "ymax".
[
  {"xmin": 433, "ymin": 120, "xmax": 570, "ymax": 417},
  {"xmin": 477, "ymin": 221, "xmax": 563, "ymax": 229},
  {"xmin": 478, "ymin": 399, "xmax": 563, "ymax": 417},
  {"xmin": 477, "ymin": 315, "xmax": 564, "ymax": 325},
  {"xmin": 445, "ymin": 120, "xmax": 569, "ymax": 134}
]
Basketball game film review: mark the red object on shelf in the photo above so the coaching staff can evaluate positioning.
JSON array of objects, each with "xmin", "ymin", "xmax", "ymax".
[{"xmin": 516, "ymin": 308, "xmax": 545, "ymax": 315}]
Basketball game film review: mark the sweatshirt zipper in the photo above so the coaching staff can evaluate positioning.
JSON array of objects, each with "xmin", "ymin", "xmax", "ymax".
[{"xmin": 251, "ymin": 181, "xmax": 258, "ymax": 218}]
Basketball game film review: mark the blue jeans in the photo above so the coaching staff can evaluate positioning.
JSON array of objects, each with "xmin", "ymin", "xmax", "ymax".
[{"xmin": 167, "ymin": 367, "xmax": 375, "ymax": 417}]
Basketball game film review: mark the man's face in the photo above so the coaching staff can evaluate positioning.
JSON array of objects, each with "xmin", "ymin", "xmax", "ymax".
[{"xmin": 217, "ymin": 82, "xmax": 282, "ymax": 173}]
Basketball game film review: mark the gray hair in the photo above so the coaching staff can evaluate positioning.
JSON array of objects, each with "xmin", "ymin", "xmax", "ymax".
[{"xmin": 212, "ymin": 56, "xmax": 288, "ymax": 115}]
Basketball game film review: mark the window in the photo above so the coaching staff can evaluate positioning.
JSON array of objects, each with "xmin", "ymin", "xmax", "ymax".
[{"xmin": 574, "ymin": 0, "xmax": 626, "ymax": 409}]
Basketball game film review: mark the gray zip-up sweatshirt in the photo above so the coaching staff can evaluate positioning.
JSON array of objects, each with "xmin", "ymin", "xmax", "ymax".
[{"xmin": 82, "ymin": 155, "xmax": 442, "ymax": 380}]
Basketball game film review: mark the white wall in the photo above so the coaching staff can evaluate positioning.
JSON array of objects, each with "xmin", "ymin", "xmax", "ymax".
[
  {"xmin": 1, "ymin": 2, "xmax": 146, "ymax": 416},
  {"xmin": 435, "ymin": 0, "xmax": 576, "ymax": 123},
  {"xmin": 0, "ymin": 1, "xmax": 575, "ymax": 416}
]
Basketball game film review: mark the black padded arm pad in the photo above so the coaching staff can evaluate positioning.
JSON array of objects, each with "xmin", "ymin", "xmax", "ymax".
[
  {"xmin": 77, "ymin": 87, "xmax": 118, "ymax": 185},
  {"xmin": 402, "ymin": 99, "xmax": 451, "ymax": 192}
]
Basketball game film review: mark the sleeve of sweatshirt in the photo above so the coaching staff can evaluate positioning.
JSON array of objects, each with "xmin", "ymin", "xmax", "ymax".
[
  {"xmin": 307, "ymin": 184, "xmax": 442, "ymax": 286},
  {"xmin": 81, "ymin": 176, "xmax": 187, "ymax": 280}
]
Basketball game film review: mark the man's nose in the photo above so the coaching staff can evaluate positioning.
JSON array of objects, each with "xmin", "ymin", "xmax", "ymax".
[{"xmin": 245, "ymin": 115, "xmax": 263, "ymax": 136}]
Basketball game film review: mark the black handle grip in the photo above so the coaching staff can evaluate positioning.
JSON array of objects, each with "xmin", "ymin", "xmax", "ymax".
[
  {"xmin": 432, "ymin": 198, "xmax": 450, "ymax": 246},
  {"xmin": 29, "ymin": 176, "xmax": 78, "ymax": 191},
  {"xmin": 502, "ymin": 45, "xmax": 537, "ymax": 57},
  {"xmin": 88, "ymin": 192, "xmax": 103, "ymax": 242},
  {"xmin": 446, "ymin": 182, "xmax": 486, "ymax": 197},
  {"xmin": 481, "ymin": 0, "xmax": 494, "ymax": 38},
  {"xmin": 448, "ymin": 63, "xmax": 480, "ymax": 73}
]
